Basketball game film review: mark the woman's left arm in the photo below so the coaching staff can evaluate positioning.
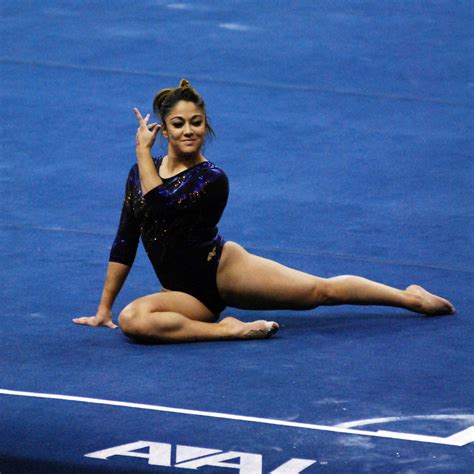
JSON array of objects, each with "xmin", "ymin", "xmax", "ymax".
[
  {"xmin": 133, "ymin": 107, "xmax": 163, "ymax": 194},
  {"xmin": 200, "ymin": 168, "xmax": 229, "ymax": 222}
]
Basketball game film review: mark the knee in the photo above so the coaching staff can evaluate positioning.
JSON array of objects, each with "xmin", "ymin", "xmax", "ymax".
[
  {"xmin": 311, "ymin": 277, "xmax": 349, "ymax": 306},
  {"xmin": 316, "ymin": 275, "xmax": 356, "ymax": 306},
  {"xmin": 298, "ymin": 279, "xmax": 334, "ymax": 309},
  {"xmin": 118, "ymin": 303, "xmax": 144, "ymax": 337}
]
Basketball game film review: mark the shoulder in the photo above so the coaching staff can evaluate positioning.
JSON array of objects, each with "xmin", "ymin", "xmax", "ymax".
[
  {"xmin": 200, "ymin": 161, "xmax": 229, "ymax": 185},
  {"xmin": 196, "ymin": 161, "xmax": 229, "ymax": 200}
]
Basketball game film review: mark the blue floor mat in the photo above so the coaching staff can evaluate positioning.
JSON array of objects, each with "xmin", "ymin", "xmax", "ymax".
[{"xmin": 1, "ymin": 1, "xmax": 473, "ymax": 472}]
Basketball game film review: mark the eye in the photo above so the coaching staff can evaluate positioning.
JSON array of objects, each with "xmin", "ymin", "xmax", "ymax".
[
  {"xmin": 192, "ymin": 120, "xmax": 203, "ymax": 126},
  {"xmin": 171, "ymin": 121, "xmax": 183, "ymax": 128}
]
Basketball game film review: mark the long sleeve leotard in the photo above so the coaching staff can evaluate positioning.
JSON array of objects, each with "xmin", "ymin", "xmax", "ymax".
[{"xmin": 109, "ymin": 156, "xmax": 229, "ymax": 314}]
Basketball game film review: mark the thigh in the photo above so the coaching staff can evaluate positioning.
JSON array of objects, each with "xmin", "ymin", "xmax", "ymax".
[
  {"xmin": 217, "ymin": 241, "xmax": 324, "ymax": 310},
  {"xmin": 125, "ymin": 289, "xmax": 217, "ymax": 323}
]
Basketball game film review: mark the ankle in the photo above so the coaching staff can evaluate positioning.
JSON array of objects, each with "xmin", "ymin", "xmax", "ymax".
[
  {"xmin": 404, "ymin": 288, "xmax": 423, "ymax": 312},
  {"xmin": 218, "ymin": 317, "xmax": 244, "ymax": 338}
]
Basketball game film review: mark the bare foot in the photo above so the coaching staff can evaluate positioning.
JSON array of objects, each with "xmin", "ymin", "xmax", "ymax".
[
  {"xmin": 406, "ymin": 285, "xmax": 455, "ymax": 316},
  {"xmin": 220, "ymin": 316, "xmax": 279, "ymax": 340}
]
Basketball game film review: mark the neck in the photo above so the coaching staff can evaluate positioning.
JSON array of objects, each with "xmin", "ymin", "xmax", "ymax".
[
  {"xmin": 164, "ymin": 147, "xmax": 206, "ymax": 175},
  {"xmin": 165, "ymin": 148, "xmax": 205, "ymax": 173}
]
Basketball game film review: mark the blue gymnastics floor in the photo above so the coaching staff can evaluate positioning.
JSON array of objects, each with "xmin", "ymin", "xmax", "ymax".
[{"xmin": 1, "ymin": 1, "xmax": 473, "ymax": 472}]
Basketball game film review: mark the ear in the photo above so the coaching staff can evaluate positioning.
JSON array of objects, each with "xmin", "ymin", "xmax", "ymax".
[{"xmin": 161, "ymin": 125, "xmax": 169, "ymax": 138}]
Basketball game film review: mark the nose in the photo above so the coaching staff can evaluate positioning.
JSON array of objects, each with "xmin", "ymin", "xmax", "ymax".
[{"xmin": 183, "ymin": 122, "xmax": 193, "ymax": 136}]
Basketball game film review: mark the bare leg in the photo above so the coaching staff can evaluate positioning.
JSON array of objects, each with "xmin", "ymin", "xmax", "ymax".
[
  {"xmin": 118, "ymin": 290, "xmax": 278, "ymax": 344},
  {"xmin": 322, "ymin": 277, "xmax": 454, "ymax": 315},
  {"xmin": 217, "ymin": 242, "xmax": 455, "ymax": 316}
]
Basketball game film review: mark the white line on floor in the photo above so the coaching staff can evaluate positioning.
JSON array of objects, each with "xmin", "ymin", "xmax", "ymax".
[{"xmin": 1, "ymin": 389, "xmax": 472, "ymax": 447}]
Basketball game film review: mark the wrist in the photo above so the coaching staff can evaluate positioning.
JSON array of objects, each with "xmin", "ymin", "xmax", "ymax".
[{"xmin": 136, "ymin": 144, "xmax": 152, "ymax": 154}]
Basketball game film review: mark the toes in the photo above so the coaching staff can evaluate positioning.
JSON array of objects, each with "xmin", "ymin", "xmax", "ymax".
[
  {"xmin": 265, "ymin": 322, "xmax": 279, "ymax": 338},
  {"xmin": 220, "ymin": 318, "xmax": 279, "ymax": 340},
  {"xmin": 254, "ymin": 321, "xmax": 279, "ymax": 338}
]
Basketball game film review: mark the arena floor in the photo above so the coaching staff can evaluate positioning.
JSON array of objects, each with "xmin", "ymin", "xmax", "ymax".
[{"xmin": 1, "ymin": 1, "xmax": 473, "ymax": 472}]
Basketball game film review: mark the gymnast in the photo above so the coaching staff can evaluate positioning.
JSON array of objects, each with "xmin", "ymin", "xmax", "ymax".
[{"xmin": 73, "ymin": 79, "xmax": 455, "ymax": 342}]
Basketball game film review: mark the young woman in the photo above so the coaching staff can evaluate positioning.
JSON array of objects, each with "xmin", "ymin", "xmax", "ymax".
[{"xmin": 73, "ymin": 79, "xmax": 455, "ymax": 343}]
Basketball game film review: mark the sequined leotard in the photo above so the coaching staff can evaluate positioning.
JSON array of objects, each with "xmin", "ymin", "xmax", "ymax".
[{"xmin": 109, "ymin": 156, "xmax": 229, "ymax": 315}]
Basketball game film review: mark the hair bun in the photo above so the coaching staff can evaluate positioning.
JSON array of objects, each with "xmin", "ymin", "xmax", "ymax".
[
  {"xmin": 179, "ymin": 78, "xmax": 191, "ymax": 89},
  {"xmin": 153, "ymin": 80, "xmax": 193, "ymax": 116}
]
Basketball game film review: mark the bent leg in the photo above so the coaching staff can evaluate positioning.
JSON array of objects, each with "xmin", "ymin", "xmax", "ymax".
[
  {"xmin": 118, "ymin": 290, "xmax": 277, "ymax": 343},
  {"xmin": 217, "ymin": 242, "xmax": 455, "ymax": 315}
]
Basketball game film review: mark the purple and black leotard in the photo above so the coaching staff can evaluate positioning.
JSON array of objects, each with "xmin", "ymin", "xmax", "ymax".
[{"xmin": 109, "ymin": 156, "xmax": 229, "ymax": 315}]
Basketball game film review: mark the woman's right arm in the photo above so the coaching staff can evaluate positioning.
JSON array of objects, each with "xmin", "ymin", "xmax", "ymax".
[
  {"xmin": 73, "ymin": 167, "xmax": 141, "ymax": 329},
  {"xmin": 72, "ymin": 262, "xmax": 130, "ymax": 328}
]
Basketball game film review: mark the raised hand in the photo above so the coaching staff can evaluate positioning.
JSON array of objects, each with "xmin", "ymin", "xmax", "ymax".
[
  {"xmin": 134, "ymin": 107, "xmax": 161, "ymax": 149},
  {"xmin": 72, "ymin": 307, "xmax": 118, "ymax": 329}
]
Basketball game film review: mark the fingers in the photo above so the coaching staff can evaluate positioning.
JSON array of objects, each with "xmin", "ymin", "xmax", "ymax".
[
  {"xmin": 152, "ymin": 124, "xmax": 161, "ymax": 138},
  {"xmin": 72, "ymin": 316, "xmax": 98, "ymax": 326},
  {"xmin": 133, "ymin": 107, "xmax": 144, "ymax": 125},
  {"xmin": 134, "ymin": 108, "xmax": 153, "ymax": 128},
  {"xmin": 148, "ymin": 123, "xmax": 161, "ymax": 137},
  {"xmin": 72, "ymin": 316, "xmax": 117, "ymax": 329}
]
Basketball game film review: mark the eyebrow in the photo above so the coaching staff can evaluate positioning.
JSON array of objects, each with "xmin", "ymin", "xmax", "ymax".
[{"xmin": 169, "ymin": 114, "xmax": 204, "ymax": 121}]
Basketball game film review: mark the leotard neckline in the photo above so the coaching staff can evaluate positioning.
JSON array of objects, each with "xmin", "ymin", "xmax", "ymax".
[{"xmin": 157, "ymin": 156, "xmax": 209, "ymax": 181}]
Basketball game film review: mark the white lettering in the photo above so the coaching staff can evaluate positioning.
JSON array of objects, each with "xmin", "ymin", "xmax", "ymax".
[
  {"xmin": 270, "ymin": 458, "xmax": 317, "ymax": 473},
  {"xmin": 175, "ymin": 444, "xmax": 222, "ymax": 463},
  {"xmin": 84, "ymin": 440, "xmax": 318, "ymax": 473},
  {"xmin": 176, "ymin": 451, "xmax": 262, "ymax": 473},
  {"xmin": 85, "ymin": 440, "xmax": 172, "ymax": 466}
]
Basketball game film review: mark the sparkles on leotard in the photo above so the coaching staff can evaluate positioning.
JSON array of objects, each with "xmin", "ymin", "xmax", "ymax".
[{"xmin": 109, "ymin": 156, "xmax": 229, "ymax": 315}]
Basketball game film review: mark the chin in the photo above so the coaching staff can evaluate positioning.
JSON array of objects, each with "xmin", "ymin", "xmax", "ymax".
[{"xmin": 178, "ymin": 145, "xmax": 203, "ymax": 156}]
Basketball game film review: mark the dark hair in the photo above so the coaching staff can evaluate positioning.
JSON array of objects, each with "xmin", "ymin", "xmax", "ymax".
[{"xmin": 152, "ymin": 79, "xmax": 215, "ymax": 138}]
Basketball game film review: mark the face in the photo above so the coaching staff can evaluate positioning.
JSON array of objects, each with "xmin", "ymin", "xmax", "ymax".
[{"xmin": 162, "ymin": 100, "xmax": 206, "ymax": 156}]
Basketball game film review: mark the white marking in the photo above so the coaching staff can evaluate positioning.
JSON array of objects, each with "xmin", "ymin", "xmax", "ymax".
[
  {"xmin": 270, "ymin": 458, "xmax": 317, "ymax": 473},
  {"xmin": 175, "ymin": 445, "xmax": 222, "ymax": 463},
  {"xmin": 85, "ymin": 440, "xmax": 172, "ymax": 466},
  {"xmin": 1, "ymin": 389, "xmax": 472, "ymax": 447},
  {"xmin": 312, "ymin": 398, "xmax": 348, "ymax": 406},
  {"xmin": 86, "ymin": 441, "xmax": 315, "ymax": 473},
  {"xmin": 166, "ymin": 3, "xmax": 193, "ymax": 10},
  {"xmin": 337, "ymin": 436, "xmax": 375, "ymax": 448},
  {"xmin": 219, "ymin": 23, "xmax": 250, "ymax": 31},
  {"xmin": 335, "ymin": 414, "xmax": 474, "ymax": 429},
  {"xmin": 176, "ymin": 451, "xmax": 262, "ymax": 473},
  {"xmin": 444, "ymin": 427, "xmax": 474, "ymax": 445}
]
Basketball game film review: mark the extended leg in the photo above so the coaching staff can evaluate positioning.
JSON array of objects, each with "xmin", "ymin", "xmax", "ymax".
[
  {"xmin": 320, "ymin": 277, "xmax": 454, "ymax": 315},
  {"xmin": 217, "ymin": 242, "xmax": 455, "ymax": 315}
]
